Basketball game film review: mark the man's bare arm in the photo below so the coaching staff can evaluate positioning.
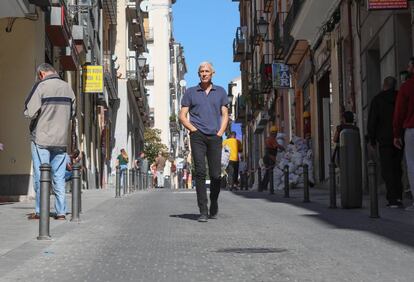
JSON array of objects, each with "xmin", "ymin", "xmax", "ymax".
[
  {"xmin": 179, "ymin": 107, "xmax": 198, "ymax": 132},
  {"xmin": 217, "ymin": 106, "xmax": 229, "ymax": 137}
]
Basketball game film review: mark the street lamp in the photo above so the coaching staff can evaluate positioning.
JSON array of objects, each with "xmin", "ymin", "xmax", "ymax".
[
  {"xmin": 227, "ymin": 82, "xmax": 236, "ymax": 106},
  {"xmin": 257, "ymin": 16, "xmax": 269, "ymax": 38},
  {"xmin": 137, "ymin": 54, "xmax": 147, "ymax": 68}
]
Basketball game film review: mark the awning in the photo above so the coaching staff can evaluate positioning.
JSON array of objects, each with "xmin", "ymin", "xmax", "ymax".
[
  {"xmin": 290, "ymin": 0, "xmax": 341, "ymax": 48},
  {"xmin": 0, "ymin": 0, "xmax": 32, "ymax": 19}
]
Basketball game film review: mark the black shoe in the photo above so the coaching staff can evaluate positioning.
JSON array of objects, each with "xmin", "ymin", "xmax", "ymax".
[
  {"xmin": 198, "ymin": 214, "xmax": 208, "ymax": 222},
  {"xmin": 209, "ymin": 201, "xmax": 218, "ymax": 219}
]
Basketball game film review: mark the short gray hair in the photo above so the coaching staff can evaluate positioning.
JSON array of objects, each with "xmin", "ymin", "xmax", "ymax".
[
  {"xmin": 37, "ymin": 63, "xmax": 56, "ymax": 74},
  {"xmin": 198, "ymin": 61, "xmax": 215, "ymax": 74}
]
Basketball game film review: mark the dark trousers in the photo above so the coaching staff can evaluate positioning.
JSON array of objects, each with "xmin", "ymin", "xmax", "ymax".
[
  {"xmin": 379, "ymin": 145, "xmax": 403, "ymax": 202},
  {"xmin": 190, "ymin": 131, "xmax": 222, "ymax": 215},
  {"xmin": 226, "ymin": 160, "xmax": 239, "ymax": 188},
  {"xmin": 260, "ymin": 167, "xmax": 273, "ymax": 191}
]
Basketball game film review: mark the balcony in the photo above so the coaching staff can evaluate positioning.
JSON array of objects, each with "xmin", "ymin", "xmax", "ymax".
[
  {"xmin": 273, "ymin": 13, "xmax": 284, "ymax": 60},
  {"xmin": 72, "ymin": 25, "xmax": 87, "ymax": 54},
  {"xmin": 103, "ymin": 52, "xmax": 118, "ymax": 100},
  {"xmin": 145, "ymin": 67, "xmax": 154, "ymax": 82},
  {"xmin": 260, "ymin": 54, "xmax": 273, "ymax": 94},
  {"xmin": 45, "ymin": 1, "xmax": 71, "ymax": 47},
  {"xmin": 282, "ymin": 0, "xmax": 305, "ymax": 59},
  {"xmin": 127, "ymin": 2, "xmax": 147, "ymax": 53},
  {"xmin": 60, "ymin": 44, "xmax": 79, "ymax": 71},
  {"xmin": 233, "ymin": 27, "xmax": 246, "ymax": 62},
  {"xmin": 253, "ymin": 111, "xmax": 270, "ymax": 134},
  {"xmin": 103, "ymin": 0, "xmax": 117, "ymax": 24},
  {"xmin": 235, "ymin": 95, "xmax": 246, "ymax": 123}
]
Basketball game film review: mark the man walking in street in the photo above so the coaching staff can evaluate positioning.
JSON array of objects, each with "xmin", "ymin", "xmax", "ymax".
[
  {"xmin": 179, "ymin": 62, "xmax": 229, "ymax": 222},
  {"xmin": 368, "ymin": 76, "xmax": 403, "ymax": 208},
  {"xmin": 394, "ymin": 57, "xmax": 414, "ymax": 211},
  {"xmin": 222, "ymin": 131, "xmax": 242, "ymax": 190},
  {"xmin": 260, "ymin": 126, "xmax": 283, "ymax": 192},
  {"xmin": 155, "ymin": 152, "xmax": 166, "ymax": 188},
  {"xmin": 24, "ymin": 63, "xmax": 76, "ymax": 220}
]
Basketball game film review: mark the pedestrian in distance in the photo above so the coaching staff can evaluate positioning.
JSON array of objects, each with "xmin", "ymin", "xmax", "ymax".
[
  {"xmin": 367, "ymin": 76, "xmax": 404, "ymax": 208},
  {"xmin": 116, "ymin": 149, "xmax": 129, "ymax": 188},
  {"xmin": 24, "ymin": 63, "xmax": 76, "ymax": 220},
  {"xmin": 155, "ymin": 151, "xmax": 166, "ymax": 188},
  {"xmin": 239, "ymin": 156, "xmax": 248, "ymax": 191},
  {"xmin": 394, "ymin": 57, "xmax": 414, "ymax": 211},
  {"xmin": 260, "ymin": 126, "xmax": 284, "ymax": 192},
  {"xmin": 222, "ymin": 131, "xmax": 242, "ymax": 190},
  {"xmin": 179, "ymin": 61, "xmax": 229, "ymax": 222}
]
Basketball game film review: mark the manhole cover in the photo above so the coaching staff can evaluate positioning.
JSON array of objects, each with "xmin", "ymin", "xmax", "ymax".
[{"xmin": 216, "ymin": 248, "xmax": 287, "ymax": 254}]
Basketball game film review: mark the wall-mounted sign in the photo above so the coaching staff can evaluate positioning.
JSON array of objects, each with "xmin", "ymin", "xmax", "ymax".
[
  {"xmin": 82, "ymin": 65, "xmax": 103, "ymax": 93},
  {"xmin": 367, "ymin": 0, "xmax": 408, "ymax": 10},
  {"xmin": 272, "ymin": 63, "xmax": 291, "ymax": 89}
]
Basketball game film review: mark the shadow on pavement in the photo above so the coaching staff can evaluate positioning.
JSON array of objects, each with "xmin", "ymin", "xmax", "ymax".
[
  {"xmin": 232, "ymin": 190, "xmax": 414, "ymax": 249},
  {"xmin": 169, "ymin": 214, "xmax": 200, "ymax": 221}
]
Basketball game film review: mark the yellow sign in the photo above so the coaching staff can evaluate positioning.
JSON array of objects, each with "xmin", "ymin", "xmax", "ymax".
[{"xmin": 83, "ymin": 65, "xmax": 103, "ymax": 93}]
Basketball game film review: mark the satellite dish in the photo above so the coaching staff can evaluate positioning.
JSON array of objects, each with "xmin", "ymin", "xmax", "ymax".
[
  {"xmin": 179, "ymin": 80, "xmax": 187, "ymax": 87},
  {"xmin": 140, "ymin": 1, "xmax": 152, "ymax": 12}
]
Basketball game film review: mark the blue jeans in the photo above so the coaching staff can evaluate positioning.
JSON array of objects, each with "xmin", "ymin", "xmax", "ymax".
[
  {"xmin": 31, "ymin": 142, "xmax": 67, "ymax": 216},
  {"xmin": 120, "ymin": 164, "xmax": 128, "ymax": 187}
]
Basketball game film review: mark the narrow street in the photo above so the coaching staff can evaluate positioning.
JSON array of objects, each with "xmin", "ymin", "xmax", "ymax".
[{"xmin": 1, "ymin": 188, "xmax": 413, "ymax": 282}]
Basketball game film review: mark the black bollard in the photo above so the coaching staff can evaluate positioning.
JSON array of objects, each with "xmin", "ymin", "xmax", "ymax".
[
  {"xmin": 258, "ymin": 167, "xmax": 262, "ymax": 192},
  {"xmin": 123, "ymin": 169, "xmax": 127, "ymax": 195},
  {"xmin": 129, "ymin": 169, "xmax": 133, "ymax": 193},
  {"xmin": 134, "ymin": 169, "xmax": 138, "ymax": 191},
  {"xmin": 71, "ymin": 163, "xmax": 81, "ymax": 222},
  {"xmin": 38, "ymin": 163, "xmax": 52, "ymax": 240},
  {"xmin": 284, "ymin": 165, "xmax": 290, "ymax": 198},
  {"xmin": 269, "ymin": 167, "xmax": 274, "ymax": 195},
  {"xmin": 329, "ymin": 163, "xmax": 337, "ymax": 209},
  {"xmin": 115, "ymin": 166, "xmax": 121, "ymax": 198},
  {"xmin": 368, "ymin": 161, "xmax": 379, "ymax": 218},
  {"xmin": 303, "ymin": 164, "xmax": 310, "ymax": 203}
]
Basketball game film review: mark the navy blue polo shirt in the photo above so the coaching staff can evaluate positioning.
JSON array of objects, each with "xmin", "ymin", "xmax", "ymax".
[{"xmin": 181, "ymin": 84, "xmax": 228, "ymax": 135}]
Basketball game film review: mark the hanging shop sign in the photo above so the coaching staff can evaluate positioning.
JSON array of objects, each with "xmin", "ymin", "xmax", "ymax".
[
  {"xmin": 83, "ymin": 65, "xmax": 103, "ymax": 93},
  {"xmin": 272, "ymin": 63, "xmax": 291, "ymax": 89},
  {"xmin": 367, "ymin": 0, "xmax": 408, "ymax": 10}
]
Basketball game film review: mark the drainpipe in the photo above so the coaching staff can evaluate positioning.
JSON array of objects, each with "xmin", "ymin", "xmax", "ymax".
[{"xmin": 347, "ymin": 0, "xmax": 356, "ymax": 112}]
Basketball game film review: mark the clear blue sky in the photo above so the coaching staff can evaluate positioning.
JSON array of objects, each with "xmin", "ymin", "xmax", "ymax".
[{"xmin": 172, "ymin": 0, "xmax": 240, "ymax": 88}]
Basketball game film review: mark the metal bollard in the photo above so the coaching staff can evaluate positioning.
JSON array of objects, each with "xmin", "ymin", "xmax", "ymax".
[
  {"xmin": 329, "ymin": 163, "xmax": 337, "ymax": 208},
  {"xmin": 123, "ymin": 169, "xmax": 127, "ymax": 195},
  {"xmin": 284, "ymin": 165, "xmax": 290, "ymax": 198},
  {"xmin": 368, "ymin": 161, "xmax": 379, "ymax": 218},
  {"xmin": 303, "ymin": 164, "xmax": 310, "ymax": 203},
  {"xmin": 38, "ymin": 164, "xmax": 52, "ymax": 240},
  {"xmin": 257, "ymin": 167, "xmax": 262, "ymax": 192},
  {"xmin": 71, "ymin": 163, "xmax": 81, "ymax": 222},
  {"xmin": 269, "ymin": 167, "xmax": 274, "ymax": 195},
  {"xmin": 134, "ymin": 169, "xmax": 138, "ymax": 191},
  {"xmin": 129, "ymin": 169, "xmax": 133, "ymax": 193},
  {"xmin": 115, "ymin": 166, "xmax": 121, "ymax": 198}
]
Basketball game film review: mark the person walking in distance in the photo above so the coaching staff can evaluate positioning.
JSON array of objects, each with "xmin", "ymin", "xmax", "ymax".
[
  {"xmin": 394, "ymin": 57, "xmax": 414, "ymax": 211},
  {"xmin": 116, "ymin": 149, "xmax": 129, "ymax": 188},
  {"xmin": 155, "ymin": 152, "xmax": 166, "ymax": 188},
  {"xmin": 179, "ymin": 61, "xmax": 229, "ymax": 222},
  {"xmin": 222, "ymin": 131, "xmax": 242, "ymax": 190},
  {"xmin": 368, "ymin": 76, "xmax": 404, "ymax": 208},
  {"xmin": 24, "ymin": 63, "xmax": 76, "ymax": 220}
]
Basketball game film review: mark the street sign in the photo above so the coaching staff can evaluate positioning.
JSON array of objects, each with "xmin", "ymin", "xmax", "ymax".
[
  {"xmin": 367, "ymin": 0, "xmax": 408, "ymax": 10},
  {"xmin": 82, "ymin": 65, "xmax": 103, "ymax": 93},
  {"xmin": 272, "ymin": 63, "xmax": 291, "ymax": 89}
]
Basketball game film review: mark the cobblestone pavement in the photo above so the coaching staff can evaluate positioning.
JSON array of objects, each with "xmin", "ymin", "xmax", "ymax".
[{"xmin": 1, "ymin": 188, "xmax": 414, "ymax": 282}]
